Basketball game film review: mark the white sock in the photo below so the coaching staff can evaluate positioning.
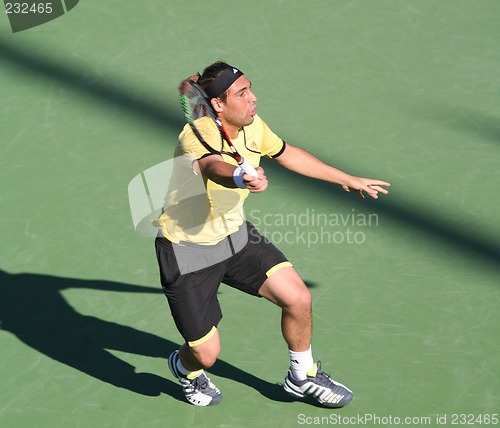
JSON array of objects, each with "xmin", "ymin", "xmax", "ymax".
[{"xmin": 289, "ymin": 346, "xmax": 315, "ymax": 381}]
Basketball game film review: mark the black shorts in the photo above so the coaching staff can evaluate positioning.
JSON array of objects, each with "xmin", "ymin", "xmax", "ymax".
[{"xmin": 154, "ymin": 221, "xmax": 291, "ymax": 346}]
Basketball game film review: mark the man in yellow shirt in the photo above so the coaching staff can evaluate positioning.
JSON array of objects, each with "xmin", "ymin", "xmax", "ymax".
[{"xmin": 155, "ymin": 61, "xmax": 390, "ymax": 407}]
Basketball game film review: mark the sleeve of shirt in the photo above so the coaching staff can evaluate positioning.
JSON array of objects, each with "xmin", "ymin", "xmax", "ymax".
[
  {"xmin": 259, "ymin": 117, "xmax": 287, "ymax": 159},
  {"xmin": 178, "ymin": 118, "xmax": 222, "ymax": 160}
]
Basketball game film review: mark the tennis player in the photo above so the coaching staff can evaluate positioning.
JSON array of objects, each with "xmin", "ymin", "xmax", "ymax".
[{"xmin": 155, "ymin": 61, "xmax": 390, "ymax": 407}]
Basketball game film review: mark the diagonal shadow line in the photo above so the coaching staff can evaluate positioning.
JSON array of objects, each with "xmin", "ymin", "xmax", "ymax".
[
  {"xmin": 261, "ymin": 162, "xmax": 500, "ymax": 271},
  {"xmin": 402, "ymin": 99, "xmax": 500, "ymax": 146},
  {"xmin": 0, "ymin": 38, "xmax": 184, "ymax": 134},
  {"xmin": 1, "ymin": 38, "xmax": 498, "ymax": 271},
  {"xmin": 375, "ymin": 198, "xmax": 500, "ymax": 268}
]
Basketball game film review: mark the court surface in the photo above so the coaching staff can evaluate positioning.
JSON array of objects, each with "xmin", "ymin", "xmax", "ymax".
[{"xmin": 1, "ymin": 1, "xmax": 499, "ymax": 427}]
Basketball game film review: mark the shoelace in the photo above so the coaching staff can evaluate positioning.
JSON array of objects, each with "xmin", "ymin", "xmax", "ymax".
[
  {"xmin": 192, "ymin": 374, "xmax": 209, "ymax": 391},
  {"xmin": 313, "ymin": 362, "xmax": 335, "ymax": 385}
]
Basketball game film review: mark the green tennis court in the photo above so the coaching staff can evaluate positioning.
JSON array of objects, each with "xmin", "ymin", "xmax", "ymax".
[{"xmin": 1, "ymin": 1, "xmax": 499, "ymax": 427}]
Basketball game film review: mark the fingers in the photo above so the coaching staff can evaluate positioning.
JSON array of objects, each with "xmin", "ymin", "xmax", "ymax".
[
  {"xmin": 363, "ymin": 187, "xmax": 378, "ymax": 199},
  {"xmin": 244, "ymin": 167, "xmax": 267, "ymax": 193},
  {"xmin": 369, "ymin": 180, "xmax": 391, "ymax": 188},
  {"xmin": 343, "ymin": 185, "xmax": 367, "ymax": 199},
  {"xmin": 344, "ymin": 179, "xmax": 390, "ymax": 200},
  {"xmin": 365, "ymin": 180, "xmax": 390, "ymax": 199},
  {"xmin": 355, "ymin": 189, "xmax": 365, "ymax": 199},
  {"xmin": 368, "ymin": 185, "xmax": 389, "ymax": 194},
  {"xmin": 244, "ymin": 167, "xmax": 265, "ymax": 183}
]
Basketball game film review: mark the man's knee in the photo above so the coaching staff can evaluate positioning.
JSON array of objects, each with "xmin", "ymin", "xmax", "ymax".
[
  {"xmin": 187, "ymin": 330, "xmax": 221, "ymax": 369},
  {"xmin": 190, "ymin": 346, "xmax": 219, "ymax": 368},
  {"xmin": 276, "ymin": 281, "xmax": 312, "ymax": 312},
  {"xmin": 260, "ymin": 266, "xmax": 312, "ymax": 310},
  {"xmin": 289, "ymin": 283, "xmax": 312, "ymax": 310}
]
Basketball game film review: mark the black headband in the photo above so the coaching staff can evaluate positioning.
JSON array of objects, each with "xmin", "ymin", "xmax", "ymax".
[{"xmin": 204, "ymin": 66, "xmax": 244, "ymax": 99}]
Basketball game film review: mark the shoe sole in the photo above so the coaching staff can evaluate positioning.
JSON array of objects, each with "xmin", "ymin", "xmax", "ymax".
[{"xmin": 283, "ymin": 377, "xmax": 307, "ymax": 398}]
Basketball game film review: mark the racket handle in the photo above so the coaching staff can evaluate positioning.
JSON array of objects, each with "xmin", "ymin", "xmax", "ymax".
[{"xmin": 239, "ymin": 157, "xmax": 258, "ymax": 177}]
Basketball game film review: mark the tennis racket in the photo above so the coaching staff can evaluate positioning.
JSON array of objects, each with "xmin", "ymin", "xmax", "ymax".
[{"xmin": 179, "ymin": 78, "xmax": 259, "ymax": 177}]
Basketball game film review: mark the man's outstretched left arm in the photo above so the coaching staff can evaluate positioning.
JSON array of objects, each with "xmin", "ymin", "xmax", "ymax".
[{"xmin": 273, "ymin": 143, "xmax": 390, "ymax": 199}]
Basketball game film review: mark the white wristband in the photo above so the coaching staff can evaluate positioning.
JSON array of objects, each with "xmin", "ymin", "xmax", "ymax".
[
  {"xmin": 239, "ymin": 158, "xmax": 258, "ymax": 177},
  {"xmin": 232, "ymin": 166, "xmax": 246, "ymax": 189}
]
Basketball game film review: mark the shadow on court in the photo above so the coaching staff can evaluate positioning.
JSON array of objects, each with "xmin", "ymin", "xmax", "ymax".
[
  {"xmin": 0, "ymin": 270, "xmax": 293, "ymax": 403},
  {"xmin": 0, "ymin": 38, "xmax": 184, "ymax": 134},
  {"xmin": 408, "ymin": 100, "xmax": 500, "ymax": 146}
]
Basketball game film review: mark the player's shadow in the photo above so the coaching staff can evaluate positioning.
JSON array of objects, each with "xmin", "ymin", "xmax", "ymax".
[{"xmin": 0, "ymin": 269, "xmax": 293, "ymax": 403}]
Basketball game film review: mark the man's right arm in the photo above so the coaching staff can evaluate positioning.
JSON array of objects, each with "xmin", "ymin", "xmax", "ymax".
[{"xmin": 197, "ymin": 155, "xmax": 268, "ymax": 193}]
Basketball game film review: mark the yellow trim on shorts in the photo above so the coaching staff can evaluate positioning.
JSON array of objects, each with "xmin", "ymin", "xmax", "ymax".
[
  {"xmin": 188, "ymin": 326, "xmax": 218, "ymax": 347},
  {"xmin": 266, "ymin": 261, "xmax": 293, "ymax": 278}
]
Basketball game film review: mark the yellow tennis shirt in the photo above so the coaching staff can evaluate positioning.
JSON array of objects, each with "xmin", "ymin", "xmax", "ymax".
[{"xmin": 158, "ymin": 114, "xmax": 285, "ymax": 245}]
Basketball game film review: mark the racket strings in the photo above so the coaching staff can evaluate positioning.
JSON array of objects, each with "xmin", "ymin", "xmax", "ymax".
[
  {"xmin": 188, "ymin": 94, "xmax": 210, "ymax": 120},
  {"xmin": 184, "ymin": 85, "xmax": 214, "ymax": 120},
  {"xmin": 182, "ymin": 85, "xmax": 228, "ymax": 155},
  {"xmin": 180, "ymin": 80, "xmax": 245, "ymax": 164}
]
